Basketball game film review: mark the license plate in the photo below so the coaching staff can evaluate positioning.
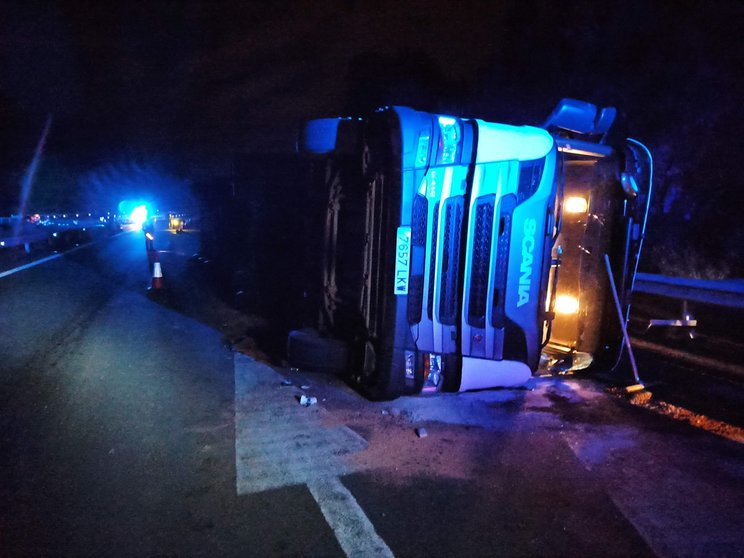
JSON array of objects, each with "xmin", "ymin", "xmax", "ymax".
[{"xmin": 394, "ymin": 226, "xmax": 411, "ymax": 295}]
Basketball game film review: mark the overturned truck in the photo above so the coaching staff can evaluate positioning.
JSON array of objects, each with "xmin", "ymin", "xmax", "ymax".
[{"xmin": 288, "ymin": 99, "xmax": 652, "ymax": 399}]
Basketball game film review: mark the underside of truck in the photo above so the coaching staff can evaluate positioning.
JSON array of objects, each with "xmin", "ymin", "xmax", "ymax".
[{"xmin": 541, "ymin": 101, "xmax": 653, "ymax": 375}]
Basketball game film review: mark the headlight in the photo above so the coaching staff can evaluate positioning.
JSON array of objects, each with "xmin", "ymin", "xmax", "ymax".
[
  {"xmin": 422, "ymin": 353, "xmax": 443, "ymax": 392},
  {"xmin": 564, "ymin": 196, "xmax": 588, "ymax": 214},
  {"xmin": 405, "ymin": 350, "xmax": 415, "ymax": 380},
  {"xmin": 555, "ymin": 294, "xmax": 579, "ymax": 314}
]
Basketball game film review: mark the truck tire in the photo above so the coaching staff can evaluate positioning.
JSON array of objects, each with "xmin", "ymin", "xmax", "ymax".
[{"xmin": 287, "ymin": 329, "xmax": 349, "ymax": 375}]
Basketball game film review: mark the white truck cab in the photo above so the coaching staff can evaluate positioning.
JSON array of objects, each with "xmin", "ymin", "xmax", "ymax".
[{"xmin": 292, "ymin": 99, "xmax": 652, "ymax": 399}]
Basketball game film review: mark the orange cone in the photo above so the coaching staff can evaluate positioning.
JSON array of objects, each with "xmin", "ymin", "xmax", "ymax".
[{"xmin": 151, "ymin": 261, "xmax": 163, "ymax": 289}]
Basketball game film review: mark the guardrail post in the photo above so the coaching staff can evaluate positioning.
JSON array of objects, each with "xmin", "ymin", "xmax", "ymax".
[{"xmin": 643, "ymin": 299, "xmax": 698, "ymax": 338}]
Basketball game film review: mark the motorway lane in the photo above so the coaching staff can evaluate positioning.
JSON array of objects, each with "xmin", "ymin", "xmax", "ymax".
[
  {"xmin": 1, "ymin": 230, "xmax": 342, "ymax": 556},
  {"xmin": 2, "ymin": 228, "xmax": 743, "ymax": 557}
]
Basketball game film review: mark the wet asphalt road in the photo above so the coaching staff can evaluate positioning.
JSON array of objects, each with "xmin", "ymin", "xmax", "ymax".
[
  {"xmin": 1, "ymin": 227, "xmax": 743, "ymax": 557},
  {"xmin": 0, "ymin": 229, "xmax": 340, "ymax": 556}
]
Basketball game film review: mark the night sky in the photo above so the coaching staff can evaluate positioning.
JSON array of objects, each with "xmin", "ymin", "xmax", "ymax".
[{"xmin": 1, "ymin": 0, "xmax": 742, "ymax": 273}]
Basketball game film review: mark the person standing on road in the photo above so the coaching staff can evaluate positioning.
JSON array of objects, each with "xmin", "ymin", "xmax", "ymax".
[{"xmin": 143, "ymin": 219, "xmax": 156, "ymax": 270}]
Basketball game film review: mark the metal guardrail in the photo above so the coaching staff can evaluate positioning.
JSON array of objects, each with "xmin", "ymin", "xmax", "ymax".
[
  {"xmin": 1, "ymin": 216, "xmax": 115, "ymax": 258},
  {"xmin": 0, "ymin": 230, "xmax": 50, "ymax": 249},
  {"xmin": 634, "ymin": 272, "xmax": 744, "ymax": 309}
]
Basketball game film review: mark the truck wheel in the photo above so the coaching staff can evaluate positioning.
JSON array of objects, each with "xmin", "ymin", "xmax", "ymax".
[{"xmin": 287, "ymin": 329, "xmax": 349, "ymax": 375}]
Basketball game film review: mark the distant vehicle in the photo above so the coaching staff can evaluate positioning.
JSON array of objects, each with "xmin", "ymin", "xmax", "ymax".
[
  {"xmin": 168, "ymin": 212, "xmax": 186, "ymax": 232},
  {"xmin": 290, "ymin": 99, "xmax": 653, "ymax": 399}
]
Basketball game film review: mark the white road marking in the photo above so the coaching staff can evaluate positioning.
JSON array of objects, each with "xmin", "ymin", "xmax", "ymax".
[
  {"xmin": 308, "ymin": 477, "xmax": 395, "ymax": 558},
  {"xmin": 0, "ymin": 231, "xmax": 124, "ymax": 279},
  {"xmin": 234, "ymin": 353, "xmax": 394, "ymax": 557},
  {"xmin": 0, "ymin": 252, "xmax": 62, "ymax": 278}
]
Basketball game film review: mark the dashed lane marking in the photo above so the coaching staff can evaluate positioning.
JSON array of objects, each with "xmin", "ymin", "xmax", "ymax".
[{"xmin": 234, "ymin": 354, "xmax": 394, "ymax": 557}]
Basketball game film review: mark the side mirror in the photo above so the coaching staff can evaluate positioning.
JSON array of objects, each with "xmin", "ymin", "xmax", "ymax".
[
  {"xmin": 298, "ymin": 118, "xmax": 362, "ymax": 156},
  {"xmin": 298, "ymin": 118, "xmax": 341, "ymax": 155},
  {"xmin": 543, "ymin": 99, "xmax": 598, "ymax": 134},
  {"xmin": 594, "ymin": 107, "xmax": 617, "ymax": 141}
]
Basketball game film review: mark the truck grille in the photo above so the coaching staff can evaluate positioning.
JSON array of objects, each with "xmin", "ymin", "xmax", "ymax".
[
  {"xmin": 518, "ymin": 157, "xmax": 545, "ymax": 203},
  {"xmin": 439, "ymin": 197, "xmax": 464, "ymax": 326},
  {"xmin": 411, "ymin": 194, "xmax": 428, "ymax": 245},
  {"xmin": 467, "ymin": 195, "xmax": 495, "ymax": 328},
  {"xmin": 407, "ymin": 275, "xmax": 424, "ymax": 324},
  {"xmin": 407, "ymin": 195, "xmax": 428, "ymax": 324},
  {"xmin": 492, "ymin": 195, "xmax": 516, "ymax": 329},
  {"xmin": 427, "ymin": 202, "xmax": 439, "ymax": 320}
]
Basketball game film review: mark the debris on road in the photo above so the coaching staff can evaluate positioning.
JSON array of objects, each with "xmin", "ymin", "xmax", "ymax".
[
  {"xmin": 300, "ymin": 384, "xmax": 311, "ymax": 390},
  {"xmin": 280, "ymin": 379, "xmax": 293, "ymax": 386},
  {"xmin": 299, "ymin": 395, "xmax": 318, "ymax": 407},
  {"xmin": 415, "ymin": 427, "xmax": 428, "ymax": 438}
]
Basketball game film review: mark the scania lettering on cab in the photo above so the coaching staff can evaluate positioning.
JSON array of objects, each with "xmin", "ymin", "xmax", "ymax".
[{"xmin": 289, "ymin": 99, "xmax": 652, "ymax": 400}]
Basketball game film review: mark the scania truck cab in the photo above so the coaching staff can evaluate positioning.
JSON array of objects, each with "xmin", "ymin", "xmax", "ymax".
[{"xmin": 293, "ymin": 99, "xmax": 652, "ymax": 400}]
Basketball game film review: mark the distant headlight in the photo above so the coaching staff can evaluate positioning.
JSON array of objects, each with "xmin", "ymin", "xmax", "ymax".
[{"xmin": 555, "ymin": 294, "xmax": 580, "ymax": 314}]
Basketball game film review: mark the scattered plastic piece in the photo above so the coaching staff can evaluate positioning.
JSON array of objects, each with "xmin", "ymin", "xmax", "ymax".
[
  {"xmin": 300, "ymin": 384, "xmax": 311, "ymax": 390},
  {"xmin": 281, "ymin": 379, "xmax": 293, "ymax": 386},
  {"xmin": 416, "ymin": 427, "xmax": 428, "ymax": 438},
  {"xmin": 299, "ymin": 395, "xmax": 318, "ymax": 407}
]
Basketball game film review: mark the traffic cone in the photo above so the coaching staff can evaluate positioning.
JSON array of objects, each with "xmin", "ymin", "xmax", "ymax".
[{"xmin": 151, "ymin": 261, "xmax": 163, "ymax": 290}]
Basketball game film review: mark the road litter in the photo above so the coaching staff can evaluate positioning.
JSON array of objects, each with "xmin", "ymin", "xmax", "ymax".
[
  {"xmin": 280, "ymin": 379, "xmax": 293, "ymax": 386},
  {"xmin": 415, "ymin": 427, "xmax": 428, "ymax": 439},
  {"xmin": 300, "ymin": 384, "xmax": 311, "ymax": 390},
  {"xmin": 299, "ymin": 394, "xmax": 318, "ymax": 407}
]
